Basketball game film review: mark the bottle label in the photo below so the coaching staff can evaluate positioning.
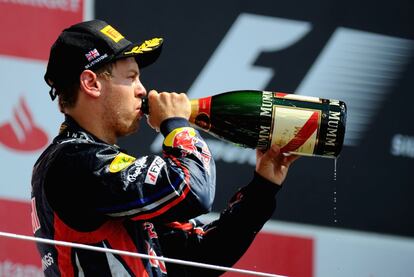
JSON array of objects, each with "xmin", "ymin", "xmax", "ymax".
[
  {"xmin": 271, "ymin": 105, "xmax": 321, "ymax": 155},
  {"xmin": 198, "ymin": 96, "xmax": 212, "ymax": 115},
  {"xmin": 192, "ymin": 97, "xmax": 212, "ymax": 130},
  {"xmin": 321, "ymin": 99, "xmax": 343, "ymax": 157}
]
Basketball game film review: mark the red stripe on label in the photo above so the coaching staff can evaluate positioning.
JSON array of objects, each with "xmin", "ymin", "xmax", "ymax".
[
  {"xmin": 280, "ymin": 111, "xmax": 319, "ymax": 153},
  {"xmin": 275, "ymin": 92, "xmax": 288, "ymax": 98}
]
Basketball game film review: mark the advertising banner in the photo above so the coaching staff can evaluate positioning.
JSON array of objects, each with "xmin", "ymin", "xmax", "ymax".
[{"xmin": 0, "ymin": 0, "xmax": 92, "ymax": 274}]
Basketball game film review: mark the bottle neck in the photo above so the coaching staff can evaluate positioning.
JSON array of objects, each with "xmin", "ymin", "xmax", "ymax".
[{"xmin": 141, "ymin": 97, "xmax": 149, "ymax": 115}]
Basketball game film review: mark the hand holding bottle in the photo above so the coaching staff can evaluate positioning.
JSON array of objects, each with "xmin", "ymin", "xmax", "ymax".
[
  {"xmin": 146, "ymin": 90, "xmax": 191, "ymax": 131},
  {"xmin": 255, "ymin": 144, "xmax": 299, "ymax": 186}
]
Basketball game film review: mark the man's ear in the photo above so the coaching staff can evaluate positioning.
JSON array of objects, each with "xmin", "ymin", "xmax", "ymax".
[{"xmin": 79, "ymin": 70, "xmax": 101, "ymax": 98}]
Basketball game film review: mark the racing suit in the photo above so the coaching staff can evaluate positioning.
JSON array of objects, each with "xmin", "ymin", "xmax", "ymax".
[{"xmin": 31, "ymin": 115, "xmax": 281, "ymax": 276}]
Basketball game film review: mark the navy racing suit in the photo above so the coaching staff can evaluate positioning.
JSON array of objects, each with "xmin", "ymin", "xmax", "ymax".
[{"xmin": 31, "ymin": 115, "xmax": 280, "ymax": 276}]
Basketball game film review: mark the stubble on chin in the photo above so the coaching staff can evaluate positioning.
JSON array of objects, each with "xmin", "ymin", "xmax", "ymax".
[{"xmin": 117, "ymin": 117, "xmax": 140, "ymax": 138}]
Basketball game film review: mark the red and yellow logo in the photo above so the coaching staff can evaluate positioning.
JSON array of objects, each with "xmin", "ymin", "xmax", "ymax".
[{"xmin": 164, "ymin": 127, "xmax": 198, "ymax": 153}]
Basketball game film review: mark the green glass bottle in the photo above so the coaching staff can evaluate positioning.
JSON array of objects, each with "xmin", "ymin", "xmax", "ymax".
[{"xmin": 143, "ymin": 90, "xmax": 347, "ymax": 158}]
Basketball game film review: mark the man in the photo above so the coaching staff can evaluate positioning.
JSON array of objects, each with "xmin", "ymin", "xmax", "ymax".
[{"xmin": 31, "ymin": 19, "xmax": 298, "ymax": 276}]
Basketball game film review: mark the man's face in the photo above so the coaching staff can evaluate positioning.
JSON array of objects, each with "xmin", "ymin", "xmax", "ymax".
[{"xmin": 99, "ymin": 57, "xmax": 147, "ymax": 137}]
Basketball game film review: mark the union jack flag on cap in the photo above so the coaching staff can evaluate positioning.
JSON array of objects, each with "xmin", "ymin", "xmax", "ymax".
[{"xmin": 85, "ymin": 49, "xmax": 100, "ymax": 61}]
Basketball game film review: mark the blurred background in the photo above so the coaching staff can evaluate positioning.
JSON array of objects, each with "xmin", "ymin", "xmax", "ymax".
[{"xmin": 0, "ymin": 0, "xmax": 413, "ymax": 276}]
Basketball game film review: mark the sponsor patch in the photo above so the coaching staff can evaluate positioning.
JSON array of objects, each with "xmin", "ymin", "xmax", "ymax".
[
  {"xmin": 126, "ymin": 157, "xmax": 148, "ymax": 183},
  {"xmin": 41, "ymin": 252, "xmax": 54, "ymax": 271},
  {"xmin": 85, "ymin": 53, "xmax": 108, "ymax": 69},
  {"xmin": 100, "ymin": 25, "xmax": 124, "ymax": 42},
  {"xmin": 85, "ymin": 48, "xmax": 100, "ymax": 61},
  {"xmin": 164, "ymin": 127, "xmax": 197, "ymax": 153},
  {"xmin": 145, "ymin": 156, "xmax": 166, "ymax": 185},
  {"xmin": 199, "ymin": 141, "xmax": 212, "ymax": 174},
  {"xmin": 109, "ymin": 152, "xmax": 136, "ymax": 173},
  {"xmin": 164, "ymin": 127, "xmax": 212, "ymax": 174}
]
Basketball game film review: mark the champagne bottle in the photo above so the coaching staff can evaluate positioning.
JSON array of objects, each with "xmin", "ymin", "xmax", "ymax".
[{"xmin": 142, "ymin": 90, "xmax": 347, "ymax": 158}]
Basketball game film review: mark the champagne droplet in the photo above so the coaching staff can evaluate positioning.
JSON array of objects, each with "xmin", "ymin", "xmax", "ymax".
[{"xmin": 333, "ymin": 158, "xmax": 338, "ymax": 224}]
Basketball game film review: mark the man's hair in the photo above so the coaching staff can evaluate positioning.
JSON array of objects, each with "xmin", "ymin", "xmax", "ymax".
[{"xmin": 57, "ymin": 62, "xmax": 114, "ymax": 111}]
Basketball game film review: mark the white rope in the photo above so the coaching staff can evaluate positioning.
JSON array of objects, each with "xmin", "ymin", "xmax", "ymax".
[{"xmin": 0, "ymin": 231, "xmax": 287, "ymax": 277}]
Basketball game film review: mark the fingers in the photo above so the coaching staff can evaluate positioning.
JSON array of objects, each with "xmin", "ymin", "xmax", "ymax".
[
  {"xmin": 146, "ymin": 90, "xmax": 191, "ymax": 131},
  {"xmin": 269, "ymin": 144, "xmax": 300, "ymax": 166},
  {"xmin": 255, "ymin": 144, "xmax": 301, "ymax": 185},
  {"xmin": 256, "ymin": 144, "xmax": 280, "ymax": 163}
]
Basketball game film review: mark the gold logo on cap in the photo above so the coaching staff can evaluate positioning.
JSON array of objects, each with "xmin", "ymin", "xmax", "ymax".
[
  {"xmin": 124, "ymin": 38, "xmax": 163, "ymax": 55},
  {"xmin": 100, "ymin": 25, "xmax": 124, "ymax": 43}
]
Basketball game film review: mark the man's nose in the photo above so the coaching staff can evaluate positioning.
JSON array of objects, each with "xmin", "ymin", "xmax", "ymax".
[{"xmin": 135, "ymin": 81, "xmax": 147, "ymax": 98}]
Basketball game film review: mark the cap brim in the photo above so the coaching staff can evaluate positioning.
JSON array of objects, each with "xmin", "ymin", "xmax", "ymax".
[{"xmin": 117, "ymin": 37, "xmax": 164, "ymax": 68}]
